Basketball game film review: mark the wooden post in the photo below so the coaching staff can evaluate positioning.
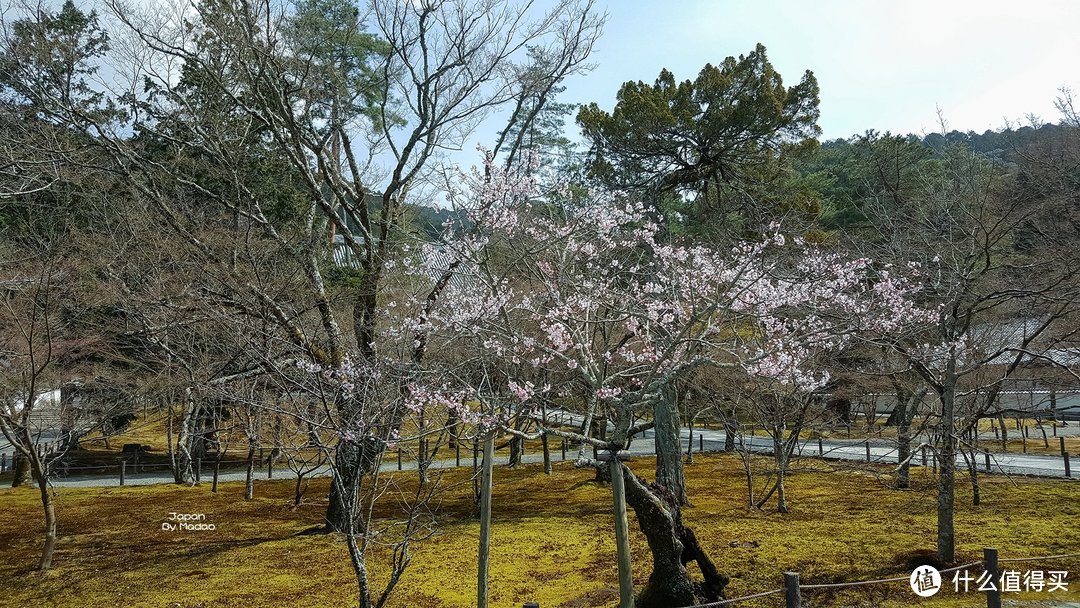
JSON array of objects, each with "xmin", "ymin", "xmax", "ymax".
[
  {"xmin": 397, "ymin": 448, "xmax": 402, "ymax": 471},
  {"xmin": 984, "ymin": 450, "xmax": 991, "ymax": 473},
  {"xmin": 699, "ymin": 434, "xmax": 704, "ymax": 453},
  {"xmin": 561, "ymin": 438, "xmax": 566, "ymax": 461},
  {"xmin": 784, "ymin": 571, "xmax": 801, "ymax": 608},
  {"xmin": 1060, "ymin": 436, "xmax": 1067, "ymax": 457},
  {"xmin": 1, "ymin": 452, "xmax": 5, "ymax": 473},
  {"xmin": 456, "ymin": 442, "xmax": 461, "ymax": 467},
  {"xmin": 610, "ymin": 456, "xmax": 634, "ymax": 608},
  {"xmin": 212, "ymin": 458, "xmax": 220, "ymax": 493},
  {"xmin": 865, "ymin": 440, "xmax": 871, "ymax": 462},
  {"xmin": 1065, "ymin": 452, "xmax": 1072, "ymax": 478},
  {"xmin": 984, "ymin": 547, "xmax": 1001, "ymax": 608},
  {"xmin": 195, "ymin": 457, "xmax": 201, "ymax": 483},
  {"xmin": 477, "ymin": 435, "xmax": 495, "ymax": 608},
  {"xmin": 267, "ymin": 457, "xmax": 273, "ymax": 479},
  {"xmin": 120, "ymin": 460, "xmax": 126, "ymax": 486},
  {"xmin": 818, "ymin": 437, "xmax": 823, "ymax": 455}
]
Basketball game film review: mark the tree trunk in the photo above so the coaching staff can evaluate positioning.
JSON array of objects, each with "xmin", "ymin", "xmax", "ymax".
[
  {"xmin": 865, "ymin": 395, "xmax": 878, "ymax": 432},
  {"xmin": 740, "ymin": 450, "xmax": 754, "ymax": 509},
  {"xmin": 59, "ymin": 383, "xmax": 79, "ymax": 451},
  {"xmin": 166, "ymin": 400, "xmax": 174, "ymax": 480},
  {"xmin": 685, "ymin": 421, "xmax": 694, "ymax": 465},
  {"xmin": 293, "ymin": 471, "xmax": 307, "ymax": 508},
  {"xmin": 937, "ymin": 362, "xmax": 957, "ymax": 564},
  {"xmin": 723, "ymin": 415, "xmax": 736, "ymax": 452},
  {"xmin": 893, "ymin": 386, "xmax": 924, "ymax": 490},
  {"xmin": 244, "ymin": 444, "xmax": 256, "ymax": 501},
  {"xmin": 965, "ymin": 448, "xmax": 980, "ymax": 506},
  {"xmin": 654, "ymin": 388, "xmax": 688, "ymax": 505},
  {"xmin": 590, "ymin": 416, "xmax": 608, "ymax": 483},
  {"xmin": 826, "ymin": 396, "xmax": 852, "ymax": 425},
  {"xmin": 447, "ymin": 410, "xmax": 460, "ymax": 449},
  {"xmin": 773, "ymin": 433, "xmax": 788, "ymax": 513},
  {"xmin": 621, "ymin": 468, "xmax": 727, "ymax": 607},
  {"xmin": 508, "ymin": 417, "xmax": 524, "ymax": 468},
  {"xmin": 477, "ymin": 435, "xmax": 494, "ymax": 608},
  {"xmin": 897, "ymin": 420, "xmax": 912, "ymax": 489},
  {"xmin": 173, "ymin": 388, "xmax": 198, "ymax": 485},
  {"xmin": 347, "ymin": 532, "xmax": 373, "ymax": 608},
  {"xmin": 326, "ymin": 440, "xmax": 361, "ymax": 531},
  {"xmin": 11, "ymin": 452, "xmax": 30, "ymax": 487},
  {"xmin": 325, "ymin": 435, "xmax": 385, "ymax": 532},
  {"xmin": 541, "ymin": 432, "xmax": 552, "ymax": 474},
  {"xmin": 33, "ymin": 456, "xmax": 57, "ymax": 570}
]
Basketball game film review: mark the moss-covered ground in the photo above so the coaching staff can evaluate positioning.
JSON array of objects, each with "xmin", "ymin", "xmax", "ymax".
[{"xmin": 0, "ymin": 454, "xmax": 1077, "ymax": 607}]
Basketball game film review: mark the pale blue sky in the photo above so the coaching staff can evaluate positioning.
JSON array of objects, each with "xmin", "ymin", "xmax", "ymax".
[{"xmin": 553, "ymin": 0, "xmax": 1080, "ymax": 140}]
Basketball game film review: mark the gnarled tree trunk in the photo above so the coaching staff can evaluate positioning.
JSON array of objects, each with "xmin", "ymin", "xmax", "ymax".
[
  {"xmin": 621, "ymin": 467, "xmax": 726, "ymax": 607},
  {"xmin": 325, "ymin": 435, "xmax": 386, "ymax": 532},
  {"xmin": 653, "ymin": 388, "xmax": 688, "ymax": 505},
  {"xmin": 326, "ymin": 440, "xmax": 362, "ymax": 531},
  {"xmin": 172, "ymin": 388, "xmax": 200, "ymax": 485}
]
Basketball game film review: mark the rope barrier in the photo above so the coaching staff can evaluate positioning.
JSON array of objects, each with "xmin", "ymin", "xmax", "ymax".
[
  {"xmin": 998, "ymin": 552, "xmax": 1080, "ymax": 563},
  {"xmin": 800, "ymin": 575, "xmax": 910, "ymax": 589},
  {"xmin": 680, "ymin": 587, "xmax": 784, "ymax": 607},
  {"xmin": 938, "ymin": 561, "xmax": 984, "ymax": 574},
  {"xmin": 675, "ymin": 552, "xmax": 1080, "ymax": 608}
]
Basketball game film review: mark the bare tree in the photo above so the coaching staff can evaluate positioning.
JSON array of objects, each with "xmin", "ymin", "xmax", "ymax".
[
  {"xmin": 0, "ymin": 251, "xmax": 123, "ymax": 570},
  {"xmin": 857, "ymin": 130, "xmax": 1080, "ymax": 563}
]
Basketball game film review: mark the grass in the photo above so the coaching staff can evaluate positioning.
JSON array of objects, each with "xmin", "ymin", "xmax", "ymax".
[{"xmin": 0, "ymin": 454, "xmax": 1077, "ymax": 607}]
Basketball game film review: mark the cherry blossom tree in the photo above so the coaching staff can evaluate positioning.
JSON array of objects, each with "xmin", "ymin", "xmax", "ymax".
[{"xmin": 401, "ymin": 152, "xmax": 937, "ymax": 607}]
